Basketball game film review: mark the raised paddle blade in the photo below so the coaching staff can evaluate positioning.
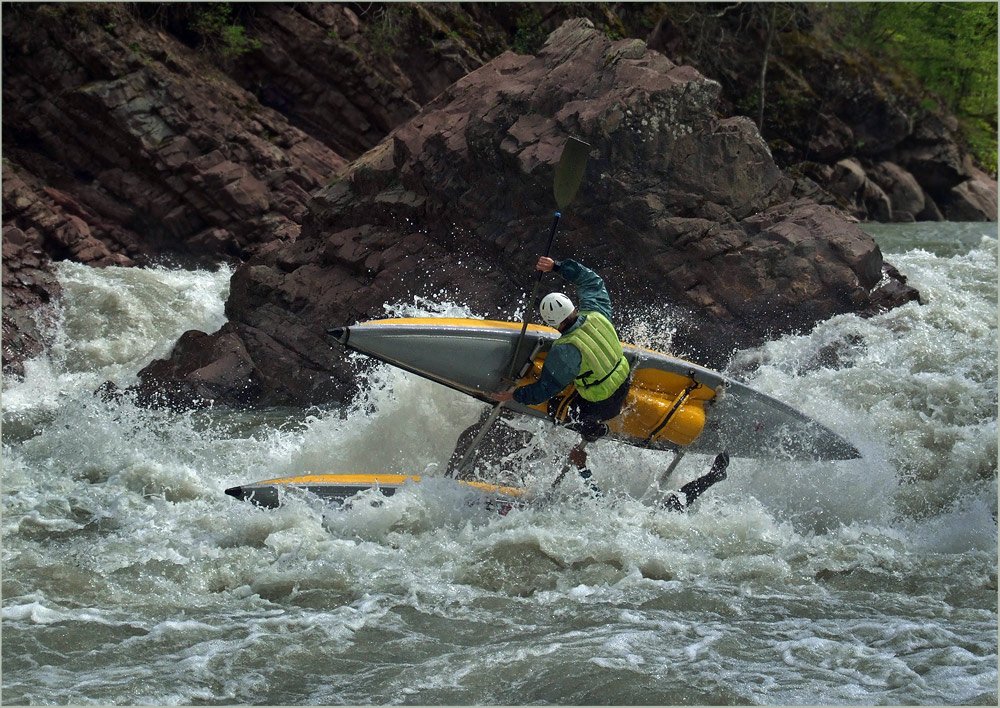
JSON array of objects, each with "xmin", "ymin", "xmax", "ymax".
[{"xmin": 553, "ymin": 137, "xmax": 590, "ymax": 209}]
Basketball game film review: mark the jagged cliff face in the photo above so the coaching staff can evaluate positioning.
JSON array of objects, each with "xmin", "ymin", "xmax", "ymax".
[
  {"xmin": 0, "ymin": 3, "xmax": 990, "ymax": 395},
  {"xmin": 642, "ymin": 4, "xmax": 997, "ymax": 223}
]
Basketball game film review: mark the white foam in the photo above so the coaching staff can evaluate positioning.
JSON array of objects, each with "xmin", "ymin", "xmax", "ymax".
[{"xmin": 1, "ymin": 228, "xmax": 995, "ymax": 706}]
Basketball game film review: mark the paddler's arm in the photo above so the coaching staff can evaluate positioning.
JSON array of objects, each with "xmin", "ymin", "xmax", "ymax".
[
  {"xmin": 552, "ymin": 258, "xmax": 613, "ymax": 320},
  {"xmin": 489, "ymin": 345, "xmax": 580, "ymax": 405}
]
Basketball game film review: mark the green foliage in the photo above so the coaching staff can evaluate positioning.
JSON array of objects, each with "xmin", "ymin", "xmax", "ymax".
[
  {"xmin": 964, "ymin": 117, "xmax": 998, "ymax": 174},
  {"xmin": 603, "ymin": 24, "xmax": 624, "ymax": 41},
  {"xmin": 357, "ymin": 3, "xmax": 413, "ymax": 57},
  {"xmin": 829, "ymin": 1, "xmax": 997, "ymax": 171},
  {"xmin": 219, "ymin": 23, "xmax": 260, "ymax": 59},
  {"xmin": 191, "ymin": 2, "xmax": 261, "ymax": 59},
  {"xmin": 512, "ymin": 8, "xmax": 547, "ymax": 54}
]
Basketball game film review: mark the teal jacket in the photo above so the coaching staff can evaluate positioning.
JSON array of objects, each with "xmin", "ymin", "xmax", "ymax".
[{"xmin": 513, "ymin": 259, "xmax": 616, "ymax": 406}]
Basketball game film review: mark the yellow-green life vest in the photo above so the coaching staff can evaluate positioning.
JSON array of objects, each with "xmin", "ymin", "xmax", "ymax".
[{"xmin": 553, "ymin": 311, "xmax": 630, "ymax": 402}]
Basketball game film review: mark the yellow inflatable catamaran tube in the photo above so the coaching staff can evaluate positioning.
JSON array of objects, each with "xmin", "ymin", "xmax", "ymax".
[{"xmin": 519, "ymin": 351, "xmax": 712, "ymax": 447}]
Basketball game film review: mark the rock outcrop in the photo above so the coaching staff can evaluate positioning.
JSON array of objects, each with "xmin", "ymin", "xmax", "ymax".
[
  {"xmin": 1, "ymin": 3, "xmax": 349, "ymax": 375},
  {"xmin": 0, "ymin": 3, "xmax": 512, "ymax": 378},
  {"xmin": 4, "ymin": 3, "xmax": 985, "ymax": 396},
  {"xmin": 2, "ymin": 7, "xmax": 348, "ymax": 262},
  {"xmin": 130, "ymin": 20, "xmax": 919, "ymax": 408},
  {"xmin": 647, "ymin": 5, "xmax": 997, "ymax": 224}
]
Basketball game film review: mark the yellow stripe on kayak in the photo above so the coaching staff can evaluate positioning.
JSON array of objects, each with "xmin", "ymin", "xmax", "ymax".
[
  {"xmin": 365, "ymin": 317, "xmax": 558, "ymax": 334},
  {"xmin": 457, "ymin": 480, "xmax": 526, "ymax": 497},
  {"xmin": 258, "ymin": 473, "xmax": 421, "ymax": 486},
  {"xmin": 255, "ymin": 473, "xmax": 525, "ymax": 498}
]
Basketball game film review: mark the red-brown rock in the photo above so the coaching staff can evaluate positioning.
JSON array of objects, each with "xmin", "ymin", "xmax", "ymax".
[{"xmin": 134, "ymin": 20, "xmax": 919, "ymax": 408}]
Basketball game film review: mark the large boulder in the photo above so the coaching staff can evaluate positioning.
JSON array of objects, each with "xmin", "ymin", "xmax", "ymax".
[
  {"xmin": 125, "ymin": 324, "xmax": 262, "ymax": 409},
  {"xmin": 133, "ymin": 20, "xmax": 918, "ymax": 408},
  {"xmin": 867, "ymin": 161, "xmax": 926, "ymax": 222},
  {"xmin": 827, "ymin": 158, "xmax": 892, "ymax": 221},
  {"xmin": 942, "ymin": 167, "xmax": 999, "ymax": 222},
  {"xmin": 893, "ymin": 111, "xmax": 970, "ymax": 195}
]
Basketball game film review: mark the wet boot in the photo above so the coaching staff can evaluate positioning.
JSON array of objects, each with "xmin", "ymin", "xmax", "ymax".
[{"xmin": 662, "ymin": 451, "xmax": 729, "ymax": 512}]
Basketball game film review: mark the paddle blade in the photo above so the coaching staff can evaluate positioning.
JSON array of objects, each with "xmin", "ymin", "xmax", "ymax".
[{"xmin": 553, "ymin": 137, "xmax": 590, "ymax": 209}]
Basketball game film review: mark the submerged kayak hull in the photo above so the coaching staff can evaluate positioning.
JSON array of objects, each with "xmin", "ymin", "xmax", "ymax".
[
  {"xmin": 328, "ymin": 317, "xmax": 860, "ymax": 461},
  {"xmin": 225, "ymin": 473, "xmax": 525, "ymax": 513}
]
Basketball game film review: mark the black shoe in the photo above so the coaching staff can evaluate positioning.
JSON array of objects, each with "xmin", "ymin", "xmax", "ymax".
[
  {"xmin": 706, "ymin": 451, "xmax": 729, "ymax": 484},
  {"xmin": 668, "ymin": 452, "xmax": 730, "ymax": 512}
]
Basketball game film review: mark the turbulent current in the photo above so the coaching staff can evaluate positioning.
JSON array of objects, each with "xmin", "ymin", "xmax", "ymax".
[{"xmin": 2, "ymin": 223, "xmax": 997, "ymax": 705}]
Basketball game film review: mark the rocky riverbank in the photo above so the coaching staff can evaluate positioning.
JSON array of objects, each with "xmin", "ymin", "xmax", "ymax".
[{"xmin": 2, "ymin": 3, "xmax": 992, "ymax": 404}]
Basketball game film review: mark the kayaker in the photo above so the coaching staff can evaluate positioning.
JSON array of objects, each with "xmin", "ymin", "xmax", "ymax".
[{"xmin": 489, "ymin": 256, "xmax": 631, "ymax": 486}]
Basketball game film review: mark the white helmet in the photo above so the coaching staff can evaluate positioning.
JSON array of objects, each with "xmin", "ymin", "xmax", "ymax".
[{"xmin": 539, "ymin": 292, "xmax": 575, "ymax": 328}]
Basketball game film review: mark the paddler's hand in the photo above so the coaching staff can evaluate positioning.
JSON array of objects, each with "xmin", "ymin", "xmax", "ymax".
[
  {"xmin": 535, "ymin": 256, "xmax": 556, "ymax": 273},
  {"xmin": 489, "ymin": 390, "xmax": 514, "ymax": 403}
]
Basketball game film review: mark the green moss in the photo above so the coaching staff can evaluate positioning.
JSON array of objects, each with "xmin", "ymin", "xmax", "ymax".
[{"xmin": 191, "ymin": 3, "xmax": 261, "ymax": 60}]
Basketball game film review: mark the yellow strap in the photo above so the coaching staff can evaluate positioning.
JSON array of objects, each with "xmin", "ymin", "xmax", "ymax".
[{"xmin": 645, "ymin": 379, "xmax": 700, "ymax": 443}]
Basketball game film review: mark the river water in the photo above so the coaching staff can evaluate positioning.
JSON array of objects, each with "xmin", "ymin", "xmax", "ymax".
[{"xmin": 2, "ymin": 223, "xmax": 997, "ymax": 705}]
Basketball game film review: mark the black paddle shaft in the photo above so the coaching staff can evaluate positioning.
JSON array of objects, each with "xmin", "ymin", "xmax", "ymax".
[
  {"xmin": 502, "ymin": 137, "xmax": 589, "ymax": 382},
  {"xmin": 503, "ymin": 211, "xmax": 562, "ymax": 382}
]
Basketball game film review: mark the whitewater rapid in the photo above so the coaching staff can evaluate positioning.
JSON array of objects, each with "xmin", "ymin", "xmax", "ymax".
[{"xmin": 1, "ymin": 223, "xmax": 996, "ymax": 705}]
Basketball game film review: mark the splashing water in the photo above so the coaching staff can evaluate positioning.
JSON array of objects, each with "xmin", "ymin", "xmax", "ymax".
[
  {"xmin": 2, "ymin": 226, "xmax": 996, "ymax": 705},
  {"xmin": 2, "ymin": 261, "xmax": 232, "ymax": 416}
]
